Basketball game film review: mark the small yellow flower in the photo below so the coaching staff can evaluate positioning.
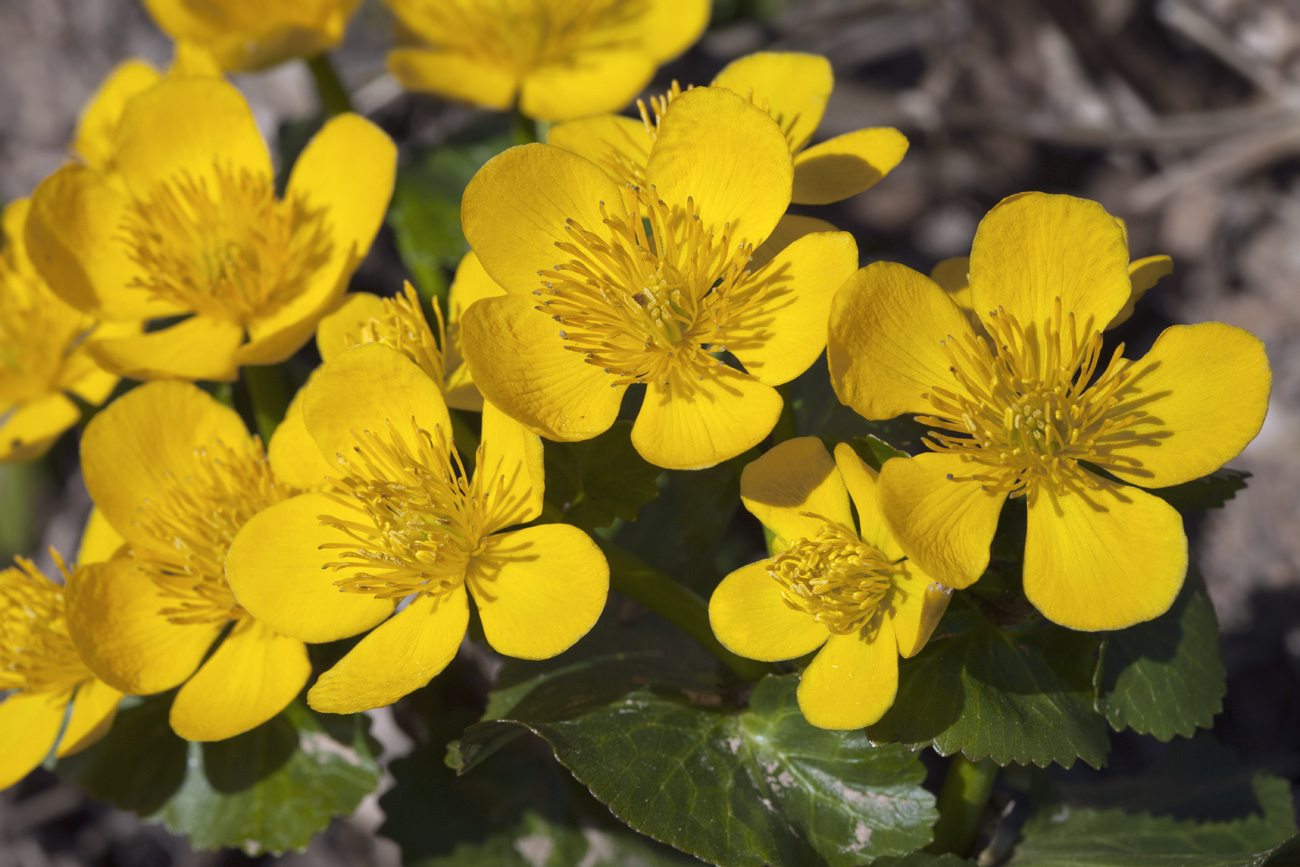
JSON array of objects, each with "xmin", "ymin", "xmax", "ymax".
[
  {"xmin": 26, "ymin": 76, "xmax": 395, "ymax": 382},
  {"xmin": 384, "ymin": 0, "xmax": 709, "ymax": 121},
  {"xmin": 226, "ymin": 342, "xmax": 609, "ymax": 713},
  {"xmin": 459, "ymin": 86, "xmax": 860, "ymax": 470},
  {"xmin": 709, "ymin": 438, "xmax": 950, "ymax": 729},
  {"xmin": 551, "ymin": 51, "xmax": 909, "ymax": 205},
  {"xmin": 65, "ymin": 381, "xmax": 312, "ymax": 741},
  {"xmin": 143, "ymin": 0, "xmax": 361, "ymax": 72},
  {"xmin": 828, "ymin": 192, "xmax": 1272, "ymax": 631}
]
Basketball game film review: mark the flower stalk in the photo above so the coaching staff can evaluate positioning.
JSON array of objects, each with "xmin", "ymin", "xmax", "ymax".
[{"xmin": 928, "ymin": 754, "xmax": 998, "ymax": 857}]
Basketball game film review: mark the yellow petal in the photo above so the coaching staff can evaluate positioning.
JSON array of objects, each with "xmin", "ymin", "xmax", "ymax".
[
  {"xmin": 792, "ymin": 128, "xmax": 909, "ymax": 205},
  {"xmin": 1108, "ymin": 255, "xmax": 1173, "ymax": 329},
  {"xmin": 77, "ymin": 509, "xmax": 126, "ymax": 566},
  {"xmin": 709, "ymin": 560, "xmax": 827, "ymax": 662},
  {"xmin": 316, "ymin": 293, "xmax": 386, "ymax": 363},
  {"xmin": 446, "ymin": 251, "xmax": 506, "ymax": 411},
  {"xmin": 521, "ymin": 49, "xmax": 656, "ymax": 122},
  {"xmin": 88, "ymin": 316, "xmax": 244, "ymax": 381},
  {"xmin": 460, "ymin": 294, "xmax": 623, "ymax": 442},
  {"xmin": 226, "ymin": 492, "xmax": 396, "ymax": 643},
  {"xmin": 877, "ymin": 453, "xmax": 1006, "ymax": 589},
  {"xmin": 741, "ymin": 437, "xmax": 852, "ymax": 543},
  {"xmin": 308, "ymin": 586, "xmax": 470, "ymax": 714},
  {"xmin": 267, "ymin": 377, "xmax": 336, "ymax": 491},
  {"xmin": 0, "ymin": 393, "xmax": 79, "ymax": 464},
  {"xmin": 57, "ymin": 678, "xmax": 124, "ymax": 757},
  {"xmin": 929, "ymin": 256, "xmax": 974, "ymax": 321},
  {"xmin": 478, "ymin": 402, "xmax": 545, "ymax": 534},
  {"xmin": 712, "ymin": 51, "xmax": 832, "ymax": 154},
  {"xmin": 646, "ymin": 86, "xmax": 792, "ymax": 247},
  {"xmin": 74, "ymin": 60, "xmax": 162, "ymax": 171},
  {"xmin": 728, "ymin": 230, "xmax": 858, "ymax": 387},
  {"xmin": 1024, "ymin": 477, "xmax": 1186, "ymax": 631},
  {"xmin": 468, "ymin": 524, "xmax": 608, "ymax": 659},
  {"xmin": 81, "ymin": 380, "xmax": 251, "ymax": 551},
  {"xmin": 171, "ymin": 619, "xmax": 310, "ymax": 741},
  {"xmin": 65, "ymin": 558, "xmax": 223, "ymax": 695},
  {"xmin": 593, "ymin": 0, "xmax": 709, "ymax": 62},
  {"xmin": 797, "ymin": 624, "xmax": 899, "ymax": 730},
  {"xmin": 388, "ymin": 48, "xmax": 518, "ymax": 111},
  {"xmin": 831, "ymin": 443, "xmax": 900, "ymax": 560},
  {"xmin": 968, "ymin": 192, "xmax": 1129, "ymax": 336},
  {"xmin": 828, "ymin": 262, "xmax": 973, "ymax": 420},
  {"xmin": 1105, "ymin": 323, "xmax": 1271, "ymax": 488},
  {"xmin": 887, "ymin": 565, "xmax": 951, "ymax": 659},
  {"xmin": 546, "ymin": 114, "xmax": 654, "ymax": 185},
  {"xmin": 304, "ymin": 342, "xmax": 452, "ymax": 467},
  {"xmin": 0, "ymin": 690, "xmax": 68, "ymax": 789},
  {"xmin": 751, "ymin": 214, "xmax": 839, "ymax": 269},
  {"xmin": 462, "ymin": 142, "xmax": 626, "ymax": 295},
  {"xmin": 631, "ymin": 366, "xmax": 783, "ymax": 470}
]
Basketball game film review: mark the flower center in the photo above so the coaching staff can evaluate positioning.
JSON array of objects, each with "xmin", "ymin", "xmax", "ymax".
[
  {"xmin": 318, "ymin": 419, "xmax": 496, "ymax": 599},
  {"xmin": 133, "ymin": 437, "xmax": 292, "ymax": 624},
  {"xmin": 536, "ymin": 185, "xmax": 766, "ymax": 390},
  {"xmin": 918, "ymin": 300, "xmax": 1141, "ymax": 496},
  {"xmin": 0, "ymin": 556, "xmax": 90, "ymax": 693},
  {"xmin": 0, "ymin": 255, "xmax": 91, "ymax": 404},
  {"xmin": 121, "ymin": 162, "xmax": 333, "ymax": 325},
  {"xmin": 325, "ymin": 283, "xmax": 446, "ymax": 385},
  {"xmin": 769, "ymin": 520, "xmax": 895, "ymax": 635}
]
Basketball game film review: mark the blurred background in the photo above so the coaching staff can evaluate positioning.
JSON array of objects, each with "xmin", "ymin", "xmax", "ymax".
[{"xmin": 2, "ymin": 0, "xmax": 1299, "ymax": 863}]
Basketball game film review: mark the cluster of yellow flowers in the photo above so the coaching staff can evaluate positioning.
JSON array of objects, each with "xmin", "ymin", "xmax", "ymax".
[{"xmin": 0, "ymin": 0, "xmax": 1273, "ymax": 795}]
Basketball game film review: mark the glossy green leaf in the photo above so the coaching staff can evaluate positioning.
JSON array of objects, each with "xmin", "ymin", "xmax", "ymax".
[
  {"xmin": 846, "ymin": 435, "xmax": 910, "ymax": 471},
  {"xmin": 1148, "ymin": 468, "xmax": 1250, "ymax": 512},
  {"xmin": 544, "ymin": 421, "xmax": 661, "ymax": 531}
]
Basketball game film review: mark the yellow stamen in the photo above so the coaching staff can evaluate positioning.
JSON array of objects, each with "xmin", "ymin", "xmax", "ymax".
[
  {"xmin": 0, "ymin": 556, "xmax": 89, "ymax": 693},
  {"xmin": 769, "ymin": 518, "xmax": 896, "ymax": 636},
  {"xmin": 0, "ymin": 251, "xmax": 92, "ymax": 403},
  {"xmin": 331, "ymin": 283, "xmax": 446, "ymax": 384}
]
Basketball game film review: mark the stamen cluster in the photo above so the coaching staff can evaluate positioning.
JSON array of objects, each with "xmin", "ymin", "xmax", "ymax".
[
  {"xmin": 0, "ymin": 558, "xmax": 86, "ymax": 693},
  {"xmin": 768, "ymin": 520, "xmax": 894, "ymax": 635}
]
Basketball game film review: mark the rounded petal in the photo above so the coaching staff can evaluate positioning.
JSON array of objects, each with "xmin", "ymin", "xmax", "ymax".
[
  {"xmin": 929, "ymin": 256, "xmax": 974, "ymax": 320},
  {"xmin": 460, "ymin": 294, "xmax": 623, "ymax": 442},
  {"xmin": 81, "ymin": 380, "xmax": 251, "ymax": 551},
  {"xmin": 57, "ymin": 678, "xmax": 124, "ymax": 757},
  {"xmin": 520, "ymin": 49, "xmax": 656, "ymax": 122},
  {"xmin": 1024, "ymin": 478, "xmax": 1186, "ymax": 631},
  {"xmin": 547, "ymin": 114, "xmax": 654, "ymax": 186},
  {"xmin": 88, "ymin": 316, "xmax": 244, "ymax": 382},
  {"xmin": 170, "ymin": 619, "xmax": 310, "ymax": 741},
  {"xmin": 74, "ymin": 60, "xmax": 162, "ymax": 171},
  {"xmin": 77, "ymin": 509, "xmax": 126, "ymax": 566},
  {"xmin": 1105, "ymin": 323, "xmax": 1271, "ymax": 488},
  {"xmin": 887, "ymin": 565, "xmax": 952, "ymax": 659},
  {"xmin": 462, "ymin": 142, "xmax": 626, "ymax": 295},
  {"xmin": 831, "ymin": 443, "xmax": 899, "ymax": 560},
  {"xmin": 308, "ymin": 586, "xmax": 470, "ymax": 714},
  {"xmin": 266, "ymin": 378, "xmax": 336, "ymax": 491},
  {"xmin": 709, "ymin": 560, "xmax": 827, "ymax": 662},
  {"xmin": 65, "ymin": 558, "xmax": 223, "ymax": 695},
  {"xmin": 631, "ymin": 366, "xmax": 782, "ymax": 470},
  {"xmin": 316, "ymin": 293, "xmax": 387, "ymax": 363},
  {"xmin": 712, "ymin": 51, "xmax": 832, "ymax": 154},
  {"xmin": 797, "ymin": 624, "xmax": 899, "ymax": 730},
  {"xmin": 593, "ymin": 0, "xmax": 709, "ymax": 62},
  {"xmin": 878, "ymin": 453, "xmax": 1007, "ymax": 590},
  {"xmin": 1108, "ymin": 254, "xmax": 1172, "ymax": 329},
  {"xmin": 741, "ymin": 437, "xmax": 852, "ymax": 542},
  {"xmin": 728, "ymin": 230, "xmax": 858, "ymax": 386},
  {"xmin": 792, "ymin": 128, "xmax": 909, "ymax": 205},
  {"xmin": 968, "ymin": 192, "xmax": 1129, "ymax": 336},
  {"xmin": 828, "ymin": 262, "xmax": 973, "ymax": 420},
  {"xmin": 0, "ymin": 393, "xmax": 80, "ymax": 464},
  {"xmin": 647, "ymin": 87, "xmax": 792, "ymax": 248},
  {"xmin": 751, "ymin": 214, "xmax": 839, "ymax": 269},
  {"xmin": 303, "ymin": 342, "xmax": 451, "ymax": 467},
  {"xmin": 0, "ymin": 690, "xmax": 68, "ymax": 789},
  {"xmin": 478, "ymin": 401, "xmax": 545, "ymax": 534},
  {"xmin": 235, "ymin": 255, "xmax": 357, "ymax": 367},
  {"xmin": 388, "ymin": 48, "xmax": 518, "ymax": 110},
  {"xmin": 226, "ymin": 492, "xmax": 397, "ymax": 643},
  {"xmin": 468, "ymin": 524, "xmax": 608, "ymax": 659},
  {"xmin": 449, "ymin": 252, "xmax": 508, "ymax": 325}
]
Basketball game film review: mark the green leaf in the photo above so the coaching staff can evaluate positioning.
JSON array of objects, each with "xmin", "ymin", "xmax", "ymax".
[
  {"xmin": 453, "ymin": 657, "xmax": 937, "ymax": 867},
  {"xmin": 544, "ymin": 421, "xmax": 661, "ymax": 531},
  {"xmin": 868, "ymin": 597, "xmax": 1110, "ymax": 769},
  {"xmin": 1094, "ymin": 565, "xmax": 1225, "ymax": 740},
  {"xmin": 1146, "ymin": 468, "xmax": 1250, "ymax": 512},
  {"xmin": 846, "ymin": 435, "xmax": 910, "ymax": 472},
  {"xmin": 59, "ymin": 696, "xmax": 381, "ymax": 854}
]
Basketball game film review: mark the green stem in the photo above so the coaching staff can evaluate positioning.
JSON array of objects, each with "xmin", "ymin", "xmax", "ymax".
[
  {"xmin": 928, "ymin": 754, "xmax": 998, "ymax": 857},
  {"xmin": 772, "ymin": 383, "xmax": 797, "ymax": 445},
  {"xmin": 513, "ymin": 107, "xmax": 538, "ymax": 144},
  {"xmin": 243, "ymin": 365, "xmax": 290, "ymax": 442},
  {"xmin": 0, "ymin": 461, "xmax": 43, "ymax": 560},
  {"xmin": 597, "ymin": 540, "xmax": 772, "ymax": 682},
  {"xmin": 306, "ymin": 53, "xmax": 353, "ymax": 117}
]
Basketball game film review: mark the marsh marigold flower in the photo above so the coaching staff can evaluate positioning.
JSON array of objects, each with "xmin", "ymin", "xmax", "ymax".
[
  {"xmin": 709, "ymin": 438, "xmax": 951, "ymax": 729},
  {"xmin": 66, "ymin": 381, "xmax": 312, "ymax": 741},
  {"xmin": 143, "ymin": 0, "xmax": 360, "ymax": 72},
  {"xmin": 828, "ymin": 192, "xmax": 1272, "ymax": 631},
  {"xmin": 226, "ymin": 343, "xmax": 609, "ymax": 713},
  {"xmin": 551, "ymin": 51, "xmax": 908, "ymax": 206},
  {"xmin": 384, "ymin": 0, "xmax": 709, "ymax": 122},
  {"xmin": 459, "ymin": 86, "xmax": 859, "ymax": 470},
  {"xmin": 26, "ymin": 76, "xmax": 395, "ymax": 382}
]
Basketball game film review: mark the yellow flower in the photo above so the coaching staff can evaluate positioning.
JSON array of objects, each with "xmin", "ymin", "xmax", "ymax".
[
  {"xmin": 384, "ymin": 0, "xmax": 709, "ymax": 121},
  {"xmin": 0, "ymin": 549, "xmax": 124, "ymax": 789},
  {"xmin": 143, "ymin": 0, "xmax": 360, "ymax": 72},
  {"xmin": 828, "ymin": 192, "xmax": 1272, "ymax": 631},
  {"xmin": 0, "ymin": 200, "xmax": 137, "ymax": 464},
  {"xmin": 551, "ymin": 51, "xmax": 909, "ymax": 205},
  {"xmin": 459, "ymin": 86, "xmax": 860, "ymax": 470},
  {"xmin": 74, "ymin": 60, "xmax": 162, "ymax": 173},
  {"xmin": 65, "ymin": 381, "xmax": 312, "ymax": 741},
  {"xmin": 225, "ymin": 342, "xmax": 609, "ymax": 713},
  {"xmin": 709, "ymin": 438, "xmax": 950, "ymax": 729},
  {"xmin": 26, "ymin": 76, "xmax": 396, "ymax": 382}
]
